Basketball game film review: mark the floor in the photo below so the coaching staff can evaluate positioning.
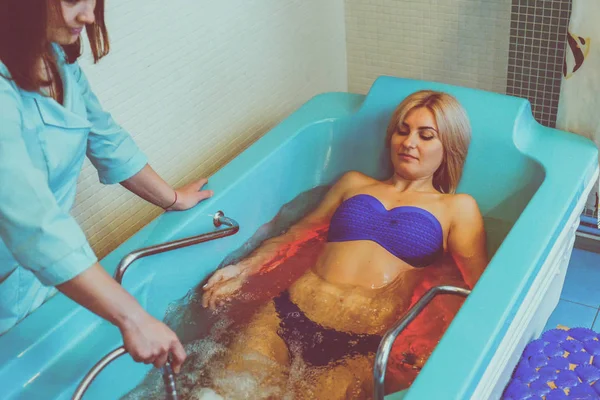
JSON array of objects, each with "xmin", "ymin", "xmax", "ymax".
[{"xmin": 542, "ymin": 246, "xmax": 600, "ymax": 332}]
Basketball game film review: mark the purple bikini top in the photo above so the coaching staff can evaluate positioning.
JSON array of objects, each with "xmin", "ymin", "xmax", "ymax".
[{"xmin": 327, "ymin": 194, "xmax": 444, "ymax": 268}]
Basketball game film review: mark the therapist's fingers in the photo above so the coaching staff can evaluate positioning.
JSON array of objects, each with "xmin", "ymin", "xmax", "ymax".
[
  {"xmin": 153, "ymin": 350, "xmax": 170, "ymax": 370},
  {"xmin": 190, "ymin": 178, "xmax": 212, "ymax": 203},
  {"xmin": 195, "ymin": 189, "xmax": 214, "ymax": 203},
  {"xmin": 192, "ymin": 177, "xmax": 209, "ymax": 191},
  {"xmin": 169, "ymin": 340, "xmax": 187, "ymax": 374},
  {"xmin": 168, "ymin": 180, "xmax": 213, "ymax": 211}
]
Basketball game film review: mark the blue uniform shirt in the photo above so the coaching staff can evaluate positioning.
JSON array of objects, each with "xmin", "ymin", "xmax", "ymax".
[{"xmin": 0, "ymin": 44, "xmax": 148, "ymax": 334}]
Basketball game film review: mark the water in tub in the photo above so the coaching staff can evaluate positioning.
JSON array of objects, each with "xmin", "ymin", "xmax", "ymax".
[{"xmin": 121, "ymin": 186, "xmax": 512, "ymax": 400}]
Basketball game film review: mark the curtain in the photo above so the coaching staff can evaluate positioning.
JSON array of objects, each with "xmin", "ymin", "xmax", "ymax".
[{"xmin": 556, "ymin": 0, "xmax": 600, "ymax": 223}]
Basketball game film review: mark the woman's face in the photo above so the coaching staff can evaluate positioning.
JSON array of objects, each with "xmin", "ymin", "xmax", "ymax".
[
  {"xmin": 390, "ymin": 107, "xmax": 444, "ymax": 183},
  {"xmin": 47, "ymin": 0, "xmax": 96, "ymax": 45}
]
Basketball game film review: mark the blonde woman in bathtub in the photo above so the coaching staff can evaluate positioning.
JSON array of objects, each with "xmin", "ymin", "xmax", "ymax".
[{"xmin": 201, "ymin": 90, "xmax": 488, "ymax": 399}]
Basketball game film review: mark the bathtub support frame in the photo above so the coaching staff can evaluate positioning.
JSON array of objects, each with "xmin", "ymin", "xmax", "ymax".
[
  {"xmin": 115, "ymin": 211, "xmax": 239, "ymax": 284},
  {"xmin": 373, "ymin": 285, "xmax": 471, "ymax": 400}
]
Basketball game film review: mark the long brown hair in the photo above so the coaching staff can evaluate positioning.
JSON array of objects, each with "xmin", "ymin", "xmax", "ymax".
[
  {"xmin": 0, "ymin": 0, "xmax": 110, "ymax": 92},
  {"xmin": 386, "ymin": 90, "xmax": 471, "ymax": 194}
]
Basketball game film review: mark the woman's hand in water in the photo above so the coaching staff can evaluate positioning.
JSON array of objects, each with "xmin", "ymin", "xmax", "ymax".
[
  {"xmin": 119, "ymin": 311, "xmax": 187, "ymax": 373},
  {"xmin": 201, "ymin": 262, "xmax": 253, "ymax": 310}
]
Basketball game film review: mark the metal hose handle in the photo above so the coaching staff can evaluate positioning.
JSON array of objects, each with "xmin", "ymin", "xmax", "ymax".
[{"xmin": 161, "ymin": 361, "xmax": 178, "ymax": 400}]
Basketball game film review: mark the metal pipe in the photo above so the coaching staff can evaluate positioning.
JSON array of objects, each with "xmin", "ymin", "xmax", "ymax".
[
  {"xmin": 73, "ymin": 211, "xmax": 239, "ymax": 400},
  {"xmin": 373, "ymin": 285, "xmax": 471, "ymax": 400},
  {"xmin": 71, "ymin": 346, "xmax": 177, "ymax": 400},
  {"xmin": 72, "ymin": 347, "xmax": 127, "ymax": 400},
  {"xmin": 115, "ymin": 211, "xmax": 239, "ymax": 284}
]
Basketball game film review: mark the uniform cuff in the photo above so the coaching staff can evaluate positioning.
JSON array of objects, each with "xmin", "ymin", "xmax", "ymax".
[
  {"xmin": 98, "ymin": 149, "xmax": 148, "ymax": 185},
  {"xmin": 36, "ymin": 243, "xmax": 98, "ymax": 286}
]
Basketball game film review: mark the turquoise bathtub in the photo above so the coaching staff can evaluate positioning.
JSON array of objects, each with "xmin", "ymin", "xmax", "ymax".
[{"xmin": 0, "ymin": 76, "xmax": 597, "ymax": 400}]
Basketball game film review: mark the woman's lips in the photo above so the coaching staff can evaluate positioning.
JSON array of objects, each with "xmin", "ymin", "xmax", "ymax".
[{"xmin": 399, "ymin": 153, "xmax": 418, "ymax": 161}]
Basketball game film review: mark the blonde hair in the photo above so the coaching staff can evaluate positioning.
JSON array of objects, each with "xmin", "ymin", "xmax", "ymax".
[{"xmin": 385, "ymin": 90, "xmax": 471, "ymax": 194}]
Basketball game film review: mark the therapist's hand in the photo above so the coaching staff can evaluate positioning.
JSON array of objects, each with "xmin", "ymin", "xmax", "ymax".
[
  {"xmin": 168, "ymin": 177, "xmax": 214, "ymax": 211},
  {"xmin": 121, "ymin": 165, "xmax": 213, "ymax": 211},
  {"xmin": 57, "ymin": 263, "xmax": 188, "ymax": 373},
  {"xmin": 119, "ymin": 312, "xmax": 187, "ymax": 373}
]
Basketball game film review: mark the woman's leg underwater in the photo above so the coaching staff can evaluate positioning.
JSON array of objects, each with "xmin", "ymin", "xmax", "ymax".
[
  {"xmin": 291, "ymin": 355, "xmax": 375, "ymax": 400},
  {"xmin": 209, "ymin": 301, "xmax": 290, "ymax": 399}
]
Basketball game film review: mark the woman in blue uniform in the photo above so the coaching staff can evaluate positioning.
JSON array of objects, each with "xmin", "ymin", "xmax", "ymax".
[{"xmin": 0, "ymin": 0, "xmax": 211, "ymax": 373}]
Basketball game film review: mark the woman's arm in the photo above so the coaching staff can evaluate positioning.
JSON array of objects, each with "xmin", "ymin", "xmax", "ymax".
[
  {"xmin": 220, "ymin": 170, "xmax": 363, "ymax": 273},
  {"xmin": 57, "ymin": 263, "xmax": 186, "ymax": 373},
  {"xmin": 201, "ymin": 171, "xmax": 366, "ymax": 308},
  {"xmin": 69, "ymin": 61, "xmax": 212, "ymax": 211},
  {"xmin": 120, "ymin": 164, "xmax": 213, "ymax": 211},
  {"xmin": 0, "ymin": 77, "xmax": 185, "ymax": 371},
  {"xmin": 447, "ymin": 194, "xmax": 488, "ymax": 289}
]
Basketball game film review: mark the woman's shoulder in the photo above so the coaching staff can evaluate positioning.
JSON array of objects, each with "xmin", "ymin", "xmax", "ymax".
[
  {"xmin": 327, "ymin": 170, "xmax": 379, "ymax": 202},
  {"xmin": 336, "ymin": 170, "xmax": 378, "ymax": 190},
  {"xmin": 0, "ymin": 61, "xmax": 22, "ymax": 104},
  {"xmin": 444, "ymin": 192, "xmax": 477, "ymax": 206},
  {"xmin": 442, "ymin": 193, "xmax": 483, "ymax": 222}
]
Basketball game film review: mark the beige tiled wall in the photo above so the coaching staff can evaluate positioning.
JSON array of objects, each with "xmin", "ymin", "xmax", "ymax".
[
  {"xmin": 345, "ymin": 0, "xmax": 512, "ymax": 95},
  {"xmin": 70, "ymin": 0, "xmax": 521, "ymax": 260},
  {"xmin": 72, "ymin": 0, "xmax": 347, "ymax": 259}
]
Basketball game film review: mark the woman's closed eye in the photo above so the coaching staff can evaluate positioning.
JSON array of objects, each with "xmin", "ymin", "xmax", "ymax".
[
  {"xmin": 396, "ymin": 129, "xmax": 435, "ymax": 140},
  {"xmin": 418, "ymin": 129, "xmax": 436, "ymax": 140}
]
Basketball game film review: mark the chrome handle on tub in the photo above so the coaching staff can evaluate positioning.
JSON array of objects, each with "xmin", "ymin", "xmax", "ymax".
[
  {"xmin": 373, "ymin": 285, "xmax": 471, "ymax": 400},
  {"xmin": 73, "ymin": 211, "xmax": 239, "ymax": 400},
  {"xmin": 115, "ymin": 210, "xmax": 239, "ymax": 284},
  {"xmin": 71, "ymin": 346, "xmax": 178, "ymax": 400}
]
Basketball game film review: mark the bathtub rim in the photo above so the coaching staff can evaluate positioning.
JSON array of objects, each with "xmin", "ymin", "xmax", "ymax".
[{"xmin": 0, "ymin": 77, "xmax": 598, "ymax": 400}]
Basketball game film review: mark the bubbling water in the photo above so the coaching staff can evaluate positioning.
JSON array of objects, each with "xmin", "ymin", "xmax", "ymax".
[{"xmin": 121, "ymin": 186, "xmax": 470, "ymax": 400}]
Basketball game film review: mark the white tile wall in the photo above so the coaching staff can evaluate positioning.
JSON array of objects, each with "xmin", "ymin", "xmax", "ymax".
[
  {"xmin": 72, "ymin": 0, "xmax": 347, "ymax": 259},
  {"xmin": 345, "ymin": 0, "xmax": 512, "ymax": 95}
]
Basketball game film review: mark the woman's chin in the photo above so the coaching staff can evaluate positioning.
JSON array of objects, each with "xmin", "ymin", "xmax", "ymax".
[
  {"xmin": 392, "ymin": 168, "xmax": 420, "ymax": 181},
  {"xmin": 50, "ymin": 33, "xmax": 79, "ymax": 46}
]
